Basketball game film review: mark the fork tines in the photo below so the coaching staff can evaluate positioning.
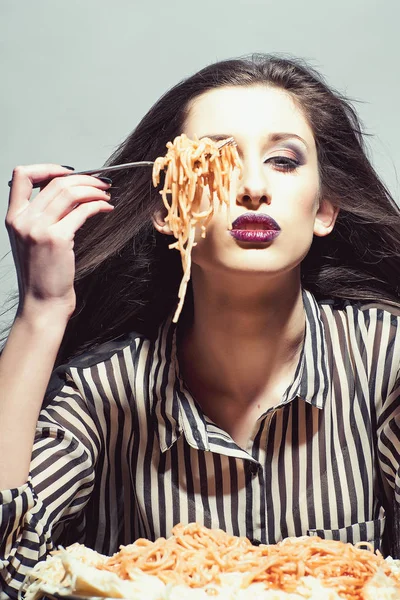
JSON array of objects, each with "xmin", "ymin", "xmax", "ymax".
[{"xmin": 217, "ymin": 137, "xmax": 236, "ymax": 149}]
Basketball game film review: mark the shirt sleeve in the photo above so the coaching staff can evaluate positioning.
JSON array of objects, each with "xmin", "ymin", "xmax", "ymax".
[
  {"xmin": 377, "ymin": 371, "xmax": 400, "ymax": 505},
  {"xmin": 0, "ymin": 375, "xmax": 100, "ymax": 598}
]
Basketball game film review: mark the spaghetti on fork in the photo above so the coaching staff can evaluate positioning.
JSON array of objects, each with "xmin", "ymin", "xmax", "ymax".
[{"xmin": 152, "ymin": 134, "xmax": 242, "ymax": 322}]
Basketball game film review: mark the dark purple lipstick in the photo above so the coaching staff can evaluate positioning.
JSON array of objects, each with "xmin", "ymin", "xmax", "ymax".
[{"xmin": 230, "ymin": 213, "xmax": 281, "ymax": 243}]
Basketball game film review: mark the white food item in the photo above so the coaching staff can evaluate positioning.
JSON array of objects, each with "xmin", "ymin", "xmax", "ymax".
[
  {"xmin": 21, "ymin": 543, "xmax": 400, "ymax": 600},
  {"xmin": 385, "ymin": 556, "xmax": 400, "ymax": 577},
  {"xmin": 62, "ymin": 554, "xmax": 166, "ymax": 599},
  {"xmin": 166, "ymin": 574, "xmax": 342, "ymax": 600},
  {"xmin": 20, "ymin": 544, "xmax": 106, "ymax": 600},
  {"xmin": 363, "ymin": 566, "xmax": 400, "ymax": 600}
]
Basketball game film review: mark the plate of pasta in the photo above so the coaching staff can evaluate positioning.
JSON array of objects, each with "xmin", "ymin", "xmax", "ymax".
[{"xmin": 20, "ymin": 523, "xmax": 400, "ymax": 600}]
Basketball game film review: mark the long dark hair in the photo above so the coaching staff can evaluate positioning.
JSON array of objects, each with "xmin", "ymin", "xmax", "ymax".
[{"xmin": 57, "ymin": 53, "xmax": 400, "ymax": 365}]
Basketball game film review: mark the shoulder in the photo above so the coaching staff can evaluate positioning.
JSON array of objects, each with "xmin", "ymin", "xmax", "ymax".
[
  {"xmin": 313, "ymin": 295, "xmax": 400, "ymax": 368},
  {"xmin": 44, "ymin": 330, "xmax": 154, "ymax": 405},
  {"xmin": 316, "ymin": 295, "xmax": 400, "ymax": 325},
  {"xmin": 305, "ymin": 295, "xmax": 400, "ymax": 399},
  {"xmin": 66, "ymin": 330, "xmax": 153, "ymax": 369}
]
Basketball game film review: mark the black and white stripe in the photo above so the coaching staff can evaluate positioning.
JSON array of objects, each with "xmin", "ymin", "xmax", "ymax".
[{"xmin": 1, "ymin": 289, "xmax": 400, "ymax": 598}]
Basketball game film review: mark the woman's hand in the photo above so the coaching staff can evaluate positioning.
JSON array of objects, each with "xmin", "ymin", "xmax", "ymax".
[{"xmin": 6, "ymin": 164, "xmax": 114, "ymax": 320}]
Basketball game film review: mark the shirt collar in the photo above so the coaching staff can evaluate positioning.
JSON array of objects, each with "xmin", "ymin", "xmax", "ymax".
[
  {"xmin": 283, "ymin": 288, "xmax": 331, "ymax": 410},
  {"xmin": 151, "ymin": 288, "xmax": 331, "ymax": 452},
  {"xmin": 151, "ymin": 315, "xmax": 209, "ymax": 453}
]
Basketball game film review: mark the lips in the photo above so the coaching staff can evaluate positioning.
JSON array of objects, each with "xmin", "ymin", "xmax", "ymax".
[{"xmin": 230, "ymin": 213, "xmax": 281, "ymax": 243}]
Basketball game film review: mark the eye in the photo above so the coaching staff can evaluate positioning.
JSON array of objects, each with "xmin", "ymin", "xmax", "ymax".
[{"xmin": 265, "ymin": 156, "xmax": 300, "ymax": 172}]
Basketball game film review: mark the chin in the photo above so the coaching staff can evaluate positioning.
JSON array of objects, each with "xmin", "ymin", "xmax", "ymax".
[
  {"xmin": 192, "ymin": 237, "xmax": 311, "ymax": 278},
  {"xmin": 194, "ymin": 256, "xmax": 301, "ymax": 279}
]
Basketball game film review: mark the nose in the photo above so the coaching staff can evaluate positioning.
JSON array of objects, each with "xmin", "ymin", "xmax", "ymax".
[{"xmin": 236, "ymin": 162, "xmax": 270, "ymax": 208}]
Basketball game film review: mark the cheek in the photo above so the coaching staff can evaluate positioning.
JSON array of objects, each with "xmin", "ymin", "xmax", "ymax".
[
  {"xmin": 190, "ymin": 204, "xmax": 232, "ymax": 268},
  {"xmin": 192, "ymin": 209, "xmax": 228, "ymax": 248},
  {"xmin": 287, "ymin": 175, "xmax": 321, "ymax": 219},
  {"xmin": 193, "ymin": 187, "xmax": 231, "ymax": 241}
]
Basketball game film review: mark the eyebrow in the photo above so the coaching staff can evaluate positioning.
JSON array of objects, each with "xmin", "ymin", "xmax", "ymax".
[{"xmin": 202, "ymin": 132, "xmax": 309, "ymax": 149}]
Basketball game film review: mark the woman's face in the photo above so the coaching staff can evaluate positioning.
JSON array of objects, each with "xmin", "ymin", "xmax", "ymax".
[{"xmin": 164, "ymin": 85, "xmax": 336, "ymax": 282}]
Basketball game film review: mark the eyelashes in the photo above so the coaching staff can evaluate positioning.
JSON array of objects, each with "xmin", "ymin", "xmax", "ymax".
[{"xmin": 264, "ymin": 156, "xmax": 301, "ymax": 172}]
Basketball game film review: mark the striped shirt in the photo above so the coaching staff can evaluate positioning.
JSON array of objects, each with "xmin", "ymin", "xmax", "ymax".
[{"xmin": 1, "ymin": 289, "xmax": 400, "ymax": 598}]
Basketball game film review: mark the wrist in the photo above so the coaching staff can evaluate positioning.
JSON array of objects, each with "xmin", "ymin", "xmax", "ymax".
[
  {"xmin": 17, "ymin": 301, "xmax": 71, "ymax": 333},
  {"xmin": 18, "ymin": 296, "xmax": 73, "ymax": 324}
]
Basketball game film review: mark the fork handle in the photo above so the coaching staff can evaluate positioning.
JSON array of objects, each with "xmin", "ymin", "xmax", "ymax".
[{"xmin": 24, "ymin": 162, "xmax": 155, "ymax": 189}]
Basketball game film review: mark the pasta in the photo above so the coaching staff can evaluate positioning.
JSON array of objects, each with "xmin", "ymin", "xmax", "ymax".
[
  {"xmin": 21, "ymin": 523, "xmax": 400, "ymax": 600},
  {"xmin": 98, "ymin": 523, "xmax": 399, "ymax": 599},
  {"xmin": 152, "ymin": 134, "xmax": 242, "ymax": 322}
]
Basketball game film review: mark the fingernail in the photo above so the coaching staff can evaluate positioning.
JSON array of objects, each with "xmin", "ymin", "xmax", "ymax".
[
  {"xmin": 8, "ymin": 180, "xmax": 12, "ymax": 187},
  {"xmin": 97, "ymin": 176, "xmax": 113, "ymax": 185},
  {"xmin": 61, "ymin": 165, "xmax": 75, "ymax": 171}
]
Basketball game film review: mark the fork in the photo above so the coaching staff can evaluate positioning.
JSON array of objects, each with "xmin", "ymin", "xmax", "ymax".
[
  {"xmin": 71, "ymin": 136, "xmax": 235, "ymax": 176},
  {"xmin": 8, "ymin": 137, "xmax": 236, "ymax": 189}
]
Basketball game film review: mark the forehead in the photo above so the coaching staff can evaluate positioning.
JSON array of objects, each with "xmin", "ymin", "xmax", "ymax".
[{"xmin": 184, "ymin": 85, "xmax": 314, "ymax": 145}]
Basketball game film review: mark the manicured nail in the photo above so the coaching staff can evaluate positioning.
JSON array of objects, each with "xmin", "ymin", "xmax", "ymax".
[
  {"xmin": 61, "ymin": 165, "xmax": 75, "ymax": 170},
  {"xmin": 97, "ymin": 176, "xmax": 113, "ymax": 185},
  {"xmin": 7, "ymin": 180, "xmax": 12, "ymax": 187}
]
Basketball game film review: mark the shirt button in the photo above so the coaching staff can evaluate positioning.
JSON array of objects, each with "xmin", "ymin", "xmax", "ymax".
[{"xmin": 249, "ymin": 462, "xmax": 259, "ymax": 476}]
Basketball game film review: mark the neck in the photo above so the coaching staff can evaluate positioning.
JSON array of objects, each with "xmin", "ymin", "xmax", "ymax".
[{"xmin": 179, "ymin": 268, "xmax": 305, "ymax": 408}]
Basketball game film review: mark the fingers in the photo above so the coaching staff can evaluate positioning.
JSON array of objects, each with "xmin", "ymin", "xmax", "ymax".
[
  {"xmin": 5, "ymin": 166, "xmax": 116, "ymax": 313},
  {"xmin": 42, "ymin": 185, "xmax": 112, "ymax": 223},
  {"xmin": 52, "ymin": 200, "xmax": 114, "ymax": 237},
  {"xmin": 7, "ymin": 165, "xmax": 76, "ymax": 217},
  {"xmin": 6, "ymin": 166, "xmax": 113, "ymax": 236},
  {"xmin": 28, "ymin": 179, "xmax": 112, "ymax": 225},
  {"xmin": 29, "ymin": 174, "xmax": 112, "ymax": 214}
]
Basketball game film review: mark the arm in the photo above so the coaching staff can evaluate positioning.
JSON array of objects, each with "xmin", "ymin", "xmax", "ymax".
[
  {"xmin": 377, "ymin": 368, "xmax": 400, "ymax": 558},
  {"xmin": 0, "ymin": 306, "xmax": 69, "ymax": 489},
  {"xmin": 0, "ymin": 377, "xmax": 99, "ymax": 598},
  {"xmin": 0, "ymin": 164, "xmax": 113, "ymax": 490},
  {"xmin": 377, "ymin": 378, "xmax": 400, "ymax": 504}
]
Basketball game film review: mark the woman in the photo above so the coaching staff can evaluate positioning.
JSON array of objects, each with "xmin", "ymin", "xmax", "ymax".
[{"xmin": 1, "ymin": 54, "xmax": 400, "ymax": 598}]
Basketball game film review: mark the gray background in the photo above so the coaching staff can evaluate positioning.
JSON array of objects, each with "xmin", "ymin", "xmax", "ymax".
[{"xmin": 1, "ymin": 0, "xmax": 399, "ymax": 324}]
